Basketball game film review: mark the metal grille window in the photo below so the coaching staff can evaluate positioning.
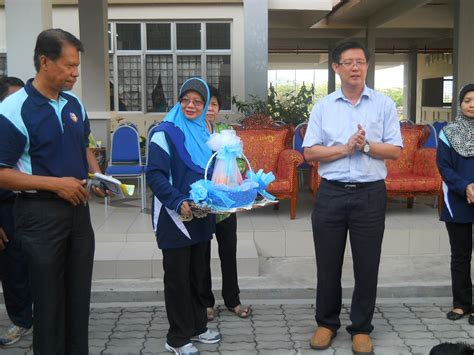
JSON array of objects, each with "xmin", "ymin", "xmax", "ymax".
[
  {"xmin": 207, "ymin": 55, "xmax": 231, "ymax": 110},
  {"xmin": 117, "ymin": 56, "xmax": 142, "ymax": 111},
  {"xmin": 146, "ymin": 55, "xmax": 174, "ymax": 112},
  {"xmin": 177, "ymin": 56, "xmax": 202, "ymax": 94},
  {"xmin": 0, "ymin": 54, "xmax": 7, "ymax": 77},
  {"xmin": 109, "ymin": 21, "xmax": 232, "ymax": 113}
]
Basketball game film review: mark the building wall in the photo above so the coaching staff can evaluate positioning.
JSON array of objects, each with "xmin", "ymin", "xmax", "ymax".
[
  {"xmin": 416, "ymin": 53, "xmax": 453, "ymax": 123},
  {"xmin": 0, "ymin": 3, "xmax": 245, "ymax": 135},
  {"xmin": 106, "ymin": 3, "xmax": 245, "ymax": 134}
]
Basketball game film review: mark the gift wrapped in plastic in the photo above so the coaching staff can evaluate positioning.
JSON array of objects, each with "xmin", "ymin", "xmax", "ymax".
[
  {"xmin": 206, "ymin": 130, "xmax": 243, "ymax": 187},
  {"xmin": 189, "ymin": 130, "xmax": 276, "ymax": 212}
]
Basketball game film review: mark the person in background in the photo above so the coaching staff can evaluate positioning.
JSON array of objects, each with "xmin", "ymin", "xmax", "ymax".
[
  {"xmin": 0, "ymin": 29, "xmax": 107, "ymax": 354},
  {"xmin": 303, "ymin": 40, "xmax": 402, "ymax": 354},
  {"xmin": 0, "ymin": 76, "xmax": 33, "ymax": 347},
  {"xmin": 436, "ymin": 83, "xmax": 474, "ymax": 325},
  {"xmin": 146, "ymin": 77, "xmax": 222, "ymax": 355},
  {"xmin": 202, "ymin": 85, "xmax": 249, "ymax": 321}
]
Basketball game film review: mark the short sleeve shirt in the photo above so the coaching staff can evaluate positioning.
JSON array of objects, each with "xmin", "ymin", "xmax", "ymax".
[
  {"xmin": 302, "ymin": 85, "xmax": 403, "ymax": 182},
  {"xmin": 0, "ymin": 80, "xmax": 91, "ymax": 180}
]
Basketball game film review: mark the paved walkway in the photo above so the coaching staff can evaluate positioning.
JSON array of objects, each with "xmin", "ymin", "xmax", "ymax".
[{"xmin": 2, "ymin": 300, "xmax": 473, "ymax": 355}]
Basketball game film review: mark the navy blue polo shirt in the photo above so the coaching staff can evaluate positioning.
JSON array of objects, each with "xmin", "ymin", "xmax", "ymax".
[{"xmin": 0, "ymin": 80, "xmax": 91, "ymax": 180}]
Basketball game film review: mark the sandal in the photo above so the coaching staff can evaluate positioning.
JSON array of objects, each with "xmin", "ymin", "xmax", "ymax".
[
  {"xmin": 228, "ymin": 304, "xmax": 250, "ymax": 319},
  {"xmin": 206, "ymin": 307, "xmax": 214, "ymax": 321},
  {"xmin": 446, "ymin": 308, "xmax": 467, "ymax": 321}
]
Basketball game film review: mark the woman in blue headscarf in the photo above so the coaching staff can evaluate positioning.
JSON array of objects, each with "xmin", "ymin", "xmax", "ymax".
[{"xmin": 147, "ymin": 78, "xmax": 221, "ymax": 355}]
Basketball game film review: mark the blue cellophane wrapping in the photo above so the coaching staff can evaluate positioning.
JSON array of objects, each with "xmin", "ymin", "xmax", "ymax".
[{"xmin": 189, "ymin": 169, "xmax": 276, "ymax": 211}]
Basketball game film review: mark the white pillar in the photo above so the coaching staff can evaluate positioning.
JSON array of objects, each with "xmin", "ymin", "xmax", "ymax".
[
  {"xmin": 452, "ymin": 0, "xmax": 474, "ymax": 119},
  {"xmin": 5, "ymin": 0, "xmax": 52, "ymax": 81},
  {"xmin": 244, "ymin": 0, "xmax": 268, "ymax": 102},
  {"xmin": 327, "ymin": 43, "xmax": 336, "ymax": 94},
  {"xmin": 78, "ymin": 0, "xmax": 112, "ymax": 156},
  {"xmin": 366, "ymin": 27, "xmax": 376, "ymax": 89}
]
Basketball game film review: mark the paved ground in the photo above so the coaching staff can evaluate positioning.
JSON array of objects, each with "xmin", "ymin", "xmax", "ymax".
[{"xmin": 1, "ymin": 300, "xmax": 473, "ymax": 355}]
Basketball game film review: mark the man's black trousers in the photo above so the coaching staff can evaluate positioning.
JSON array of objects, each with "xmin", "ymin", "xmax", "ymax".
[
  {"xmin": 15, "ymin": 195, "xmax": 95, "ymax": 355},
  {"xmin": 312, "ymin": 179, "xmax": 386, "ymax": 335}
]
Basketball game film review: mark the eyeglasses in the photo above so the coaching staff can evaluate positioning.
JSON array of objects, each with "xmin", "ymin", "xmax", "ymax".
[
  {"xmin": 180, "ymin": 98, "xmax": 204, "ymax": 107},
  {"xmin": 338, "ymin": 60, "xmax": 368, "ymax": 68}
]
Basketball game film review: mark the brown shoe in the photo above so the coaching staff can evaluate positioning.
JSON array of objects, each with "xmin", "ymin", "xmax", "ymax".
[
  {"xmin": 352, "ymin": 334, "xmax": 374, "ymax": 354},
  {"xmin": 310, "ymin": 327, "xmax": 336, "ymax": 350}
]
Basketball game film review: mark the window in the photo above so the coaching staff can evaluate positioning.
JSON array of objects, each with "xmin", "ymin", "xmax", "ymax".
[
  {"xmin": 109, "ymin": 21, "xmax": 232, "ymax": 112},
  {"xmin": 116, "ymin": 23, "xmax": 141, "ymax": 51},
  {"xmin": 443, "ymin": 76, "xmax": 453, "ymax": 106},
  {"xmin": 146, "ymin": 24, "xmax": 171, "ymax": 50},
  {"xmin": 177, "ymin": 23, "xmax": 201, "ymax": 50},
  {"xmin": 0, "ymin": 54, "xmax": 7, "ymax": 77}
]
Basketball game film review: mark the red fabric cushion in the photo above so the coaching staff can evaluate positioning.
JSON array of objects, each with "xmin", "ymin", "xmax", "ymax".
[
  {"xmin": 267, "ymin": 179, "xmax": 291, "ymax": 194},
  {"xmin": 386, "ymin": 127, "xmax": 424, "ymax": 175},
  {"xmin": 385, "ymin": 173, "xmax": 440, "ymax": 192},
  {"xmin": 237, "ymin": 129, "xmax": 288, "ymax": 173}
]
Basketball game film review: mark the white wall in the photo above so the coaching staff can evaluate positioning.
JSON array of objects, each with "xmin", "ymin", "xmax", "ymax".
[
  {"xmin": 0, "ymin": 3, "xmax": 245, "ymax": 134},
  {"xmin": 0, "ymin": 9, "xmax": 6, "ymax": 52}
]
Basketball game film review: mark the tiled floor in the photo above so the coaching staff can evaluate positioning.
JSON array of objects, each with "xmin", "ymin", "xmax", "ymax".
[{"xmin": 90, "ymin": 187, "xmax": 448, "ymax": 280}]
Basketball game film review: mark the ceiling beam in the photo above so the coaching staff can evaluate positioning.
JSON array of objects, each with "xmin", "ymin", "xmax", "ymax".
[{"xmin": 368, "ymin": 0, "xmax": 431, "ymax": 28}]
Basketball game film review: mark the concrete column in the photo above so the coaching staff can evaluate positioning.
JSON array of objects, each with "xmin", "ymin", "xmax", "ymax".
[
  {"xmin": 327, "ymin": 43, "xmax": 336, "ymax": 94},
  {"xmin": 365, "ymin": 27, "xmax": 376, "ymax": 89},
  {"xmin": 5, "ymin": 0, "xmax": 52, "ymax": 81},
  {"xmin": 404, "ymin": 47, "xmax": 417, "ymax": 122},
  {"xmin": 78, "ymin": 0, "xmax": 112, "ymax": 157},
  {"xmin": 452, "ymin": 0, "xmax": 474, "ymax": 119},
  {"xmin": 244, "ymin": 0, "xmax": 268, "ymax": 102}
]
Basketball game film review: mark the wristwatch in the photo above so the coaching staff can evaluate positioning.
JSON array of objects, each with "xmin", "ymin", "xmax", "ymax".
[{"xmin": 362, "ymin": 140, "xmax": 371, "ymax": 154}]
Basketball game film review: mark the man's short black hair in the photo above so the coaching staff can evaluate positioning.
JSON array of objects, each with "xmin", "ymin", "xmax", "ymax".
[
  {"xmin": 208, "ymin": 85, "xmax": 222, "ymax": 108},
  {"xmin": 33, "ymin": 28, "xmax": 84, "ymax": 72},
  {"xmin": 0, "ymin": 76, "xmax": 25, "ymax": 102},
  {"xmin": 331, "ymin": 40, "xmax": 370, "ymax": 64},
  {"xmin": 429, "ymin": 342, "xmax": 474, "ymax": 355}
]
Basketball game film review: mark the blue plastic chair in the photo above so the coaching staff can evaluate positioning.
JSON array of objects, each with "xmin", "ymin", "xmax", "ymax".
[
  {"xmin": 293, "ymin": 122, "xmax": 310, "ymax": 188},
  {"xmin": 105, "ymin": 124, "xmax": 145, "ymax": 210},
  {"xmin": 424, "ymin": 121, "xmax": 448, "ymax": 148},
  {"xmin": 423, "ymin": 123, "xmax": 437, "ymax": 148}
]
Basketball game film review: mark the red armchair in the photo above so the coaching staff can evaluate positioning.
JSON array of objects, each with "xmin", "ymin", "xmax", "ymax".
[
  {"xmin": 236, "ymin": 129, "xmax": 304, "ymax": 219},
  {"xmin": 237, "ymin": 114, "xmax": 295, "ymax": 149},
  {"xmin": 385, "ymin": 126, "xmax": 442, "ymax": 210}
]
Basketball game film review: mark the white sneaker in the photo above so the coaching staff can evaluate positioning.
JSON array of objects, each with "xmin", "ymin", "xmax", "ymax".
[
  {"xmin": 0, "ymin": 324, "xmax": 32, "ymax": 347},
  {"xmin": 165, "ymin": 342, "xmax": 200, "ymax": 355},
  {"xmin": 191, "ymin": 329, "xmax": 222, "ymax": 344}
]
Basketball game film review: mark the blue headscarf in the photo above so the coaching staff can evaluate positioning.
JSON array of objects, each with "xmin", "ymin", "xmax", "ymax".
[{"xmin": 161, "ymin": 78, "xmax": 212, "ymax": 170}]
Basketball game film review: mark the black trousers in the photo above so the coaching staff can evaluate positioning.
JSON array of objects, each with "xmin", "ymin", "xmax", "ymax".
[
  {"xmin": 0, "ymin": 196, "xmax": 33, "ymax": 329},
  {"xmin": 15, "ymin": 195, "xmax": 95, "ymax": 355},
  {"xmin": 312, "ymin": 179, "xmax": 386, "ymax": 335},
  {"xmin": 202, "ymin": 214, "xmax": 240, "ymax": 309},
  {"xmin": 162, "ymin": 242, "xmax": 208, "ymax": 348},
  {"xmin": 445, "ymin": 222, "xmax": 473, "ymax": 313}
]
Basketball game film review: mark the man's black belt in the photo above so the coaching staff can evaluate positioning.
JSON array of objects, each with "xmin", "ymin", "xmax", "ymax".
[
  {"xmin": 323, "ymin": 178, "xmax": 382, "ymax": 189},
  {"xmin": 19, "ymin": 191, "xmax": 60, "ymax": 199}
]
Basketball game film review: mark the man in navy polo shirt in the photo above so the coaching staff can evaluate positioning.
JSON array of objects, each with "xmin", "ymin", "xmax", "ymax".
[{"xmin": 0, "ymin": 29, "xmax": 106, "ymax": 354}]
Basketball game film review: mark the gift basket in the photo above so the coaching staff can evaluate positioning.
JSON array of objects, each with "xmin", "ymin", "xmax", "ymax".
[{"xmin": 189, "ymin": 130, "xmax": 277, "ymax": 214}]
